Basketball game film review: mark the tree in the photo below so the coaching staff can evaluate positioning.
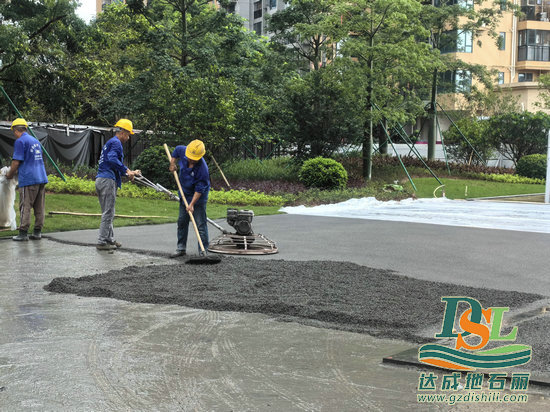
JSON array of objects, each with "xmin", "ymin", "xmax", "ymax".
[
  {"xmin": 442, "ymin": 116, "xmax": 495, "ymax": 165},
  {"xmin": 486, "ymin": 112, "xmax": 550, "ymax": 165},
  {"xmin": 420, "ymin": 0, "xmax": 515, "ymax": 160},
  {"xmin": 277, "ymin": 61, "xmax": 364, "ymax": 158},
  {"xmin": 333, "ymin": 0, "xmax": 439, "ymax": 178},
  {"xmin": 267, "ymin": 0, "xmax": 335, "ymax": 71},
  {"xmin": 0, "ymin": 0, "xmax": 82, "ymax": 120}
]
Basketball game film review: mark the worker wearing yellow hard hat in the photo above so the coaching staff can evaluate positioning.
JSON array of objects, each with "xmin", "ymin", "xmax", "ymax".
[
  {"xmin": 169, "ymin": 139, "xmax": 210, "ymax": 258},
  {"xmin": 6, "ymin": 118, "xmax": 49, "ymax": 241},
  {"xmin": 94, "ymin": 119, "xmax": 140, "ymax": 250}
]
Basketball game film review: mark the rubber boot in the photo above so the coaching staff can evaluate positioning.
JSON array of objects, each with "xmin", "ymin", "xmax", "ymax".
[
  {"xmin": 12, "ymin": 230, "xmax": 29, "ymax": 241},
  {"xmin": 29, "ymin": 230, "xmax": 42, "ymax": 240}
]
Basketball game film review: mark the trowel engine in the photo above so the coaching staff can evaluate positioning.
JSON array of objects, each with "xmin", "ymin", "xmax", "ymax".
[
  {"xmin": 207, "ymin": 208, "xmax": 278, "ymax": 255},
  {"xmin": 227, "ymin": 208, "xmax": 254, "ymax": 236}
]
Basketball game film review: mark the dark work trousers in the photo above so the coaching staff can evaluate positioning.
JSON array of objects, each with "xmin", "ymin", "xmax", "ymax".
[{"xmin": 18, "ymin": 184, "xmax": 45, "ymax": 232}]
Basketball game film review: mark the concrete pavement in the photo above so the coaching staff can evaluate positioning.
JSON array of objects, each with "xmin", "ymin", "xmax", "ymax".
[{"xmin": 1, "ymin": 214, "xmax": 549, "ymax": 410}]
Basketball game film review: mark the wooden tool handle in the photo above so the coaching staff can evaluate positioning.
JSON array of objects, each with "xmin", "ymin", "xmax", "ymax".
[{"xmin": 163, "ymin": 143, "xmax": 206, "ymax": 254}]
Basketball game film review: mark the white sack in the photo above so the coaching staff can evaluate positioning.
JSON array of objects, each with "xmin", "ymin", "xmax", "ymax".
[{"xmin": 0, "ymin": 166, "xmax": 17, "ymax": 230}]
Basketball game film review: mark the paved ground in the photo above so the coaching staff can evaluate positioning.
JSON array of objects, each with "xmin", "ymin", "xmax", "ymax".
[{"xmin": 1, "ymin": 214, "xmax": 550, "ymax": 411}]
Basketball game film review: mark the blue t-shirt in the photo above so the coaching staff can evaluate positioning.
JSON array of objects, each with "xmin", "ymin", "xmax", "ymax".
[
  {"xmin": 172, "ymin": 145, "xmax": 210, "ymax": 204},
  {"xmin": 96, "ymin": 136, "xmax": 128, "ymax": 188},
  {"xmin": 12, "ymin": 132, "xmax": 48, "ymax": 187}
]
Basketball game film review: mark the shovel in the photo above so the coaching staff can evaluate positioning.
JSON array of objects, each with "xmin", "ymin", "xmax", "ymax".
[{"xmin": 163, "ymin": 143, "xmax": 221, "ymax": 265}]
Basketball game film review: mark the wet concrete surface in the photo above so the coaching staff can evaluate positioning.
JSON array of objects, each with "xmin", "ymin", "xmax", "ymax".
[
  {"xmin": 49, "ymin": 214, "xmax": 550, "ymax": 295},
  {"xmin": 0, "ymin": 239, "xmax": 433, "ymax": 411},
  {"xmin": 2, "ymin": 214, "xmax": 550, "ymax": 410}
]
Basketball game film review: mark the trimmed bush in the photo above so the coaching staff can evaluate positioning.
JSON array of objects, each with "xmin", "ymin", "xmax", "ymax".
[
  {"xmin": 219, "ymin": 157, "xmax": 300, "ymax": 182},
  {"xmin": 516, "ymin": 154, "xmax": 547, "ymax": 180},
  {"xmin": 298, "ymin": 157, "xmax": 348, "ymax": 190},
  {"xmin": 132, "ymin": 145, "xmax": 175, "ymax": 190}
]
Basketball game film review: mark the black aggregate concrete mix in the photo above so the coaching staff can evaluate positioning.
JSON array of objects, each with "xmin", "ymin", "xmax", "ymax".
[{"xmin": 44, "ymin": 257, "xmax": 545, "ymax": 349}]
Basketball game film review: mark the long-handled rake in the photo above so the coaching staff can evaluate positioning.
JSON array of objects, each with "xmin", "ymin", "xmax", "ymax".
[{"xmin": 163, "ymin": 144, "xmax": 221, "ymax": 265}]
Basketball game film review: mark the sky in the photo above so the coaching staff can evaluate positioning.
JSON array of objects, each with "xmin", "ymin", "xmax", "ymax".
[{"xmin": 76, "ymin": 0, "xmax": 96, "ymax": 23}]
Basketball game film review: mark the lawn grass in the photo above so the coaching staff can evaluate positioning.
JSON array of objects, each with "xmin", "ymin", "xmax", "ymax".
[
  {"xmin": 406, "ymin": 177, "xmax": 546, "ymax": 200},
  {"xmin": 0, "ymin": 193, "xmax": 281, "ymax": 238}
]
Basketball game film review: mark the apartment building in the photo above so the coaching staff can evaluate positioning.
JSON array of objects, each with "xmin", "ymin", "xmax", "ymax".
[
  {"xmin": 225, "ymin": 0, "xmax": 287, "ymax": 36},
  {"xmin": 438, "ymin": 0, "xmax": 550, "ymax": 112}
]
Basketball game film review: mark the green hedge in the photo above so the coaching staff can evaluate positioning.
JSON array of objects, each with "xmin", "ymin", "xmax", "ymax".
[
  {"xmin": 299, "ymin": 157, "xmax": 348, "ymax": 190},
  {"xmin": 219, "ymin": 157, "xmax": 300, "ymax": 182},
  {"xmin": 45, "ymin": 175, "xmax": 283, "ymax": 206},
  {"xmin": 132, "ymin": 145, "xmax": 175, "ymax": 190},
  {"xmin": 516, "ymin": 154, "xmax": 547, "ymax": 180},
  {"xmin": 463, "ymin": 172, "xmax": 545, "ymax": 185}
]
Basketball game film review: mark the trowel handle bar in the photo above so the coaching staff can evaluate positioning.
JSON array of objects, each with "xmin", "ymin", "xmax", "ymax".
[{"xmin": 207, "ymin": 218, "xmax": 229, "ymax": 234}]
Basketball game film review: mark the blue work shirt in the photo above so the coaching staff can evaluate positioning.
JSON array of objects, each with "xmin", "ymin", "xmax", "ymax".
[
  {"xmin": 12, "ymin": 132, "xmax": 48, "ymax": 187},
  {"xmin": 172, "ymin": 145, "xmax": 210, "ymax": 204},
  {"xmin": 96, "ymin": 136, "xmax": 128, "ymax": 188}
]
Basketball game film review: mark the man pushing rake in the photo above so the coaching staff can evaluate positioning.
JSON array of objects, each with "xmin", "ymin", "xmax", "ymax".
[{"xmin": 165, "ymin": 140, "xmax": 221, "ymax": 264}]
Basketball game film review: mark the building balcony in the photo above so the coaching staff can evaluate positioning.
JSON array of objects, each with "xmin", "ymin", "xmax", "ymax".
[{"xmin": 520, "ymin": 4, "xmax": 550, "ymax": 22}]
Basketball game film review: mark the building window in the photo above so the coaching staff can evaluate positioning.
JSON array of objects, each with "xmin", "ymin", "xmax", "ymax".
[
  {"xmin": 438, "ymin": 70, "xmax": 472, "ymax": 93},
  {"xmin": 253, "ymin": 22, "xmax": 262, "ymax": 36},
  {"xmin": 270, "ymin": 0, "xmax": 277, "ymax": 9},
  {"xmin": 518, "ymin": 29, "xmax": 550, "ymax": 61},
  {"xmin": 253, "ymin": 1, "xmax": 262, "ymax": 19},
  {"xmin": 500, "ymin": 0, "xmax": 507, "ymax": 11},
  {"xmin": 226, "ymin": 1, "xmax": 236, "ymax": 13},
  {"xmin": 441, "ymin": 30, "xmax": 473, "ymax": 53},
  {"xmin": 498, "ymin": 72, "xmax": 505, "ymax": 84},
  {"xmin": 435, "ymin": 0, "xmax": 473, "ymax": 9},
  {"xmin": 518, "ymin": 72, "xmax": 534, "ymax": 82},
  {"xmin": 520, "ymin": 0, "xmax": 549, "ymax": 21},
  {"xmin": 499, "ymin": 32, "xmax": 506, "ymax": 50}
]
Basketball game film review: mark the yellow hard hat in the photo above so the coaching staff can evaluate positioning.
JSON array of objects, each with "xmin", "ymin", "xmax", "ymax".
[
  {"xmin": 114, "ymin": 118, "xmax": 134, "ymax": 134},
  {"xmin": 11, "ymin": 118, "xmax": 28, "ymax": 129},
  {"xmin": 185, "ymin": 139, "xmax": 206, "ymax": 161}
]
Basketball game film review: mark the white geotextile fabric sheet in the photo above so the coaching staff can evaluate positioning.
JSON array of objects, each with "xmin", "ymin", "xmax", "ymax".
[
  {"xmin": 0, "ymin": 166, "xmax": 17, "ymax": 230},
  {"xmin": 280, "ymin": 197, "xmax": 550, "ymax": 234}
]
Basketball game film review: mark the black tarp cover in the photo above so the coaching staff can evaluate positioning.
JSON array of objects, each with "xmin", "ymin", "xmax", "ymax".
[{"xmin": 0, "ymin": 126, "xmax": 97, "ymax": 167}]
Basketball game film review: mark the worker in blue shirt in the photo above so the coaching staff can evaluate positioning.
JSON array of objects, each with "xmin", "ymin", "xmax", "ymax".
[
  {"xmin": 169, "ymin": 139, "xmax": 210, "ymax": 257},
  {"xmin": 95, "ymin": 119, "xmax": 140, "ymax": 250},
  {"xmin": 6, "ymin": 118, "xmax": 48, "ymax": 241}
]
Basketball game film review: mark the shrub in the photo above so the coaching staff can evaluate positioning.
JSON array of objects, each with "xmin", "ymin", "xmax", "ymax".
[
  {"xmin": 442, "ymin": 117, "xmax": 496, "ymax": 166},
  {"xmin": 132, "ymin": 145, "xmax": 175, "ymax": 190},
  {"xmin": 516, "ymin": 154, "xmax": 547, "ymax": 180},
  {"xmin": 218, "ymin": 157, "xmax": 300, "ymax": 182},
  {"xmin": 45, "ymin": 175, "xmax": 171, "ymax": 199},
  {"xmin": 463, "ymin": 172, "xmax": 544, "ymax": 185},
  {"xmin": 209, "ymin": 189, "xmax": 284, "ymax": 206},
  {"xmin": 299, "ymin": 157, "xmax": 348, "ymax": 190}
]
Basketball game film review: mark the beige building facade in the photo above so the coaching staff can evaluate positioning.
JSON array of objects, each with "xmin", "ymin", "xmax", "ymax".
[{"xmin": 439, "ymin": 0, "xmax": 550, "ymax": 112}]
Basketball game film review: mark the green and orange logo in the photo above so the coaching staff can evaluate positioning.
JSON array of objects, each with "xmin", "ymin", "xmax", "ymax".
[{"xmin": 418, "ymin": 297, "xmax": 532, "ymax": 371}]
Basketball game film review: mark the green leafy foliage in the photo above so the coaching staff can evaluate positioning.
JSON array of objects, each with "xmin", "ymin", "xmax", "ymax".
[
  {"xmin": 463, "ymin": 172, "xmax": 544, "ymax": 185},
  {"xmin": 299, "ymin": 157, "xmax": 348, "ymax": 190},
  {"xmin": 45, "ymin": 175, "xmax": 283, "ymax": 205},
  {"xmin": 132, "ymin": 145, "xmax": 175, "ymax": 190},
  {"xmin": 442, "ymin": 117, "xmax": 496, "ymax": 165},
  {"xmin": 515, "ymin": 154, "xmax": 548, "ymax": 180},
  {"xmin": 45, "ymin": 175, "xmax": 169, "ymax": 199},
  {"xmin": 218, "ymin": 157, "xmax": 300, "ymax": 182},
  {"xmin": 209, "ymin": 189, "xmax": 284, "ymax": 206},
  {"xmin": 487, "ymin": 112, "xmax": 550, "ymax": 165}
]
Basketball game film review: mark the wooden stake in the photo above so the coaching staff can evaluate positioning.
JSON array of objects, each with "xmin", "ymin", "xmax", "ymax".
[{"xmin": 48, "ymin": 211, "xmax": 171, "ymax": 219}]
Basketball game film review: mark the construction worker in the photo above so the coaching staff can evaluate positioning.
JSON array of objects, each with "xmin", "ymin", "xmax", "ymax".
[
  {"xmin": 95, "ymin": 119, "xmax": 140, "ymax": 250},
  {"xmin": 5, "ymin": 118, "xmax": 48, "ymax": 241},
  {"xmin": 169, "ymin": 139, "xmax": 210, "ymax": 257}
]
